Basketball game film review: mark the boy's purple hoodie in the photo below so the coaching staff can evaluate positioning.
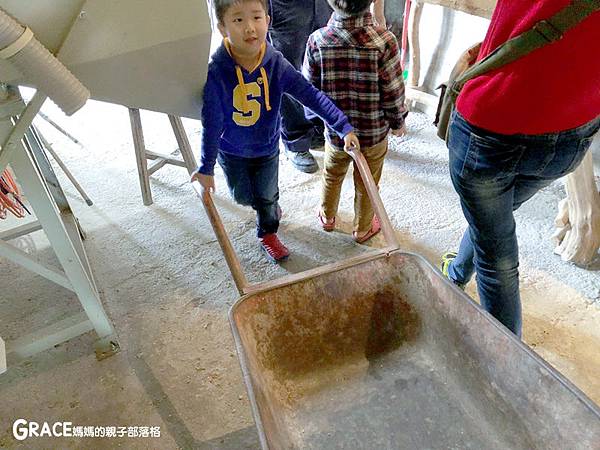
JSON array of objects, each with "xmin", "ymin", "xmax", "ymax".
[{"xmin": 197, "ymin": 40, "xmax": 353, "ymax": 175}]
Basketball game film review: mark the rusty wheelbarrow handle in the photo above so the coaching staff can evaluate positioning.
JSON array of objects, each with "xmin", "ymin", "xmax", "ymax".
[
  {"xmin": 192, "ymin": 145, "xmax": 399, "ymax": 295},
  {"xmin": 197, "ymin": 187, "xmax": 250, "ymax": 294},
  {"xmin": 346, "ymin": 146, "xmax": 398, "ymax": 247}
]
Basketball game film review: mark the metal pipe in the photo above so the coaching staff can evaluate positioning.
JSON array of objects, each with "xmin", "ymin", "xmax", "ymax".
[
  {"xmin": 0, "ymin": 8, "xmax": 89, "ymax": 115},
  {"xmin": 34, "ymin": 127, "xmax": 93, "ymax": 206},
  {"xmin": 38, "ymin": 112, "xmax": 83, "ymax": 146}
]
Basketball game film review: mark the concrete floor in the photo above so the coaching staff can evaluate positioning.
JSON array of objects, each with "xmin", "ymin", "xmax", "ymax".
[{"xmin": 0, "ymin": 99, "xmax": 599, "ymax": 449}]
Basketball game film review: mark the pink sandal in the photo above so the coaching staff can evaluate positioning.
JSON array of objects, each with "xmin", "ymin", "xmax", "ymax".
[
  {"xmin": 353, "ymin": 215, "xmax": 381, "ymax": 243},
  {"xmin": 318, "ymin": 211, "xmax": 336, "ymax": 231}
]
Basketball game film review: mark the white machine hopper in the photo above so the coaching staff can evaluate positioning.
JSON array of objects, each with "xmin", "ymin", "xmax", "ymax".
[{"xmin": 0, "ymin": 0, "xmax": 212, "ymax": 119}]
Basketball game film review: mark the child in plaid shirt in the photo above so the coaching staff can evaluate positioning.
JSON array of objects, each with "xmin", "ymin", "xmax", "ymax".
[{"xmin": 303, "ymin": 0, "xmax": 407, "ymax": 243}]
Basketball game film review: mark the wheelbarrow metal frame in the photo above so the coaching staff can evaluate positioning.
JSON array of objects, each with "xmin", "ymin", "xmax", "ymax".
[{"xmin": 193, "ymin": 147, "xmax": 600, "ymax": 449}]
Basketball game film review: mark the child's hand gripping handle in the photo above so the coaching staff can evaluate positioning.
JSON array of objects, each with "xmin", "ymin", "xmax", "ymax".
[{"xmin": 191, "ymin": 172, "xmax": 215, "ymax": 193}]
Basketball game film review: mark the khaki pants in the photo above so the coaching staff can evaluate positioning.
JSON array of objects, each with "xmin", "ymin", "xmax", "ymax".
[{"xmin": 321, "ymin": 138, "xmax": 388, "ymax": 233}]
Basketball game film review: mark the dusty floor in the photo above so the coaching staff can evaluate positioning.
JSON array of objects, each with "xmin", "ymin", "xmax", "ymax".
[{"xmin": 0, "ymin": 98, "xmax": 599, "ymax": 449}]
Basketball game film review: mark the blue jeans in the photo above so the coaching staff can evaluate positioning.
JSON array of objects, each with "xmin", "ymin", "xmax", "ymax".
[
  {"xmin": 268, "ymin": 0, "xmax": 331, "ymax": 152},
  {"xmin": 447, "ymin": 111, "xmax": 600, "ymax": 337},
  {"xmin": 217, "ymin": 151, "xmax": 280, "ymax": 238}
]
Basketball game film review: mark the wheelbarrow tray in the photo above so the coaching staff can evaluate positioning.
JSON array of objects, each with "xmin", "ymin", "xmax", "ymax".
[{"xmin": 229, "ymin": 250, "xmax": 600, "ymax": 450}]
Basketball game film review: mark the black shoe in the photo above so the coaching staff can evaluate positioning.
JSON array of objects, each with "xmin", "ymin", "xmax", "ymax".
[{"xmin": 286, "ymin": 150, "xmax": 319, "ymax": 173}]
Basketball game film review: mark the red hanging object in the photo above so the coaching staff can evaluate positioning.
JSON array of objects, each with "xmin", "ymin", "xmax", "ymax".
[{"xmin": 0, "ymin": 168, "xmax": 27, "ymax": 219}]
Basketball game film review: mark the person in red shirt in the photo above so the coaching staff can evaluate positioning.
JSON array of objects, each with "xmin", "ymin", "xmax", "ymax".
[{"xmin": 441, "ymin": 0, "xmax": 600, "ymax": 337}]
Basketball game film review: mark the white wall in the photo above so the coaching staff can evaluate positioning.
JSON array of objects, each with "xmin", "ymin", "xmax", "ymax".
[{"xmin": 415, "ymin": 3, "xmax": 490, "ymax": 93}]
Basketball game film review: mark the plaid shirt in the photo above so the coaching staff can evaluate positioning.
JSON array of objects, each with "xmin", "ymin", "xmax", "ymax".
[{"xmin": 303, "ymin": 12, "xmax": 407, "ymax": 150}]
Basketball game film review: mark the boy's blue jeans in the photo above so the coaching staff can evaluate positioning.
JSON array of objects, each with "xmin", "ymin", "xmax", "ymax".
[
  {"xmin": 217, "ymin": 151, "xmax": 280, "ymax": 238},
  {"xmin": 447, "ymin": 111, "xmax": 600, "ymax": 337}
]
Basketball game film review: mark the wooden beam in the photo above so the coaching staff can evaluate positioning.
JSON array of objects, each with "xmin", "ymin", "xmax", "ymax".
[
  {"xmin": 128, "ymin": 107, "xmax": 153, "ymax": 206},
  {"xmin": 6, "ymin": 313, "xmax": 93, "ymax": 363},
  {"xmin": 145, "ymin": 150, "xmax": 187, "ymax": 168},
  {"xmin": 0, "ymin": 239, "xmax": 73, "ymax": 291},
  {"xmin": 147, "ymin": 158, "xmax": 169, "ymax": 176},
  {"xmin": 420, "ymin": 0, "xmax": 496, "ymax": 18},
  {"xmin": 0, "ymin": 220, "xmax": 42, "ymax": 241}
]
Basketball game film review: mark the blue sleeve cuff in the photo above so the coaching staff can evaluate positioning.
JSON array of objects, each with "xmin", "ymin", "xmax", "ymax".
[
  {"xmin": 337, "ymin": 123, "xmax": 354, "ymax": 139},
  {"xmin": 197, "ymin": 165, "xmax": 214, "ymax": 176}
]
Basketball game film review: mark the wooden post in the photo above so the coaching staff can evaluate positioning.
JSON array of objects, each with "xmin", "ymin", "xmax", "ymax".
[
  {"xmin": 407, "ymin": 1, "xmax": 424, "ymax": 88},
  {"xmin": 553, "ymin": 147, "xmax": 600, "ymax": 266},
  {"xmin": 168, "ymin": 115, "xmax": 197, "ymax": 174},
  {"xmin": 129, "ymin": 109, "xmax": 198, "ymax": 205},
  {"xmin": 128, "ymin": 107, "xmax": 153, "ymax": 206},
  {"xmin": 0, "ymin": 337, "xmax": 6, "ymax": 374}
]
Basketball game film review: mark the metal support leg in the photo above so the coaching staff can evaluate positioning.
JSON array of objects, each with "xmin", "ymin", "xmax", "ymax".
[
  {"xmin": 0, "ymin": 91, "xmax": 46, "ymax": 174},
  {"xmin": 24, "ymin": 126, "xmax": 71, "ymax": 213},
  {"xmin": 34, "ymin": 126, "xmax": 93, "ymax": 205},
  {"xmin": 10, "ymin": 142, "xmax": 118, "ymax": 355},
  {"xmin": 128, "ymin": 107, "xmax": 153, "ymax": 206},
  {"xmin": 0, "ymin": 116, "xmax": 119, "ymax": 361},
  {"xmin": 23, "ymin": 126, "xmax": 96, "ymax": 286}
]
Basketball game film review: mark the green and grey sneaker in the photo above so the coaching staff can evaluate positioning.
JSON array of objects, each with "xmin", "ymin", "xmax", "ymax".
[{"xmin": 440, "ymin": 251, "xmax": 465, "ymax": 290}]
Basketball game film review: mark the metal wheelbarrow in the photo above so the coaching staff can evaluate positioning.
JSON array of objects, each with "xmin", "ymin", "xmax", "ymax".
[{"xmin": 193, "ymin": 148, "xmax": 600, "ymax": 450}]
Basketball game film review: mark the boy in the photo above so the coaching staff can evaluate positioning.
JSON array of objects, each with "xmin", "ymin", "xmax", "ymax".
[
  {"xmin": 192, "ymin": 0, "xmax": 360, "ymax": 262},
  {"xmin": 303, "ymin": 0, "xmax": 407, "ymax": 243}
]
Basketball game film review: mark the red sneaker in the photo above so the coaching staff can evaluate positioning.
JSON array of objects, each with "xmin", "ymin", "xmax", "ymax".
[{"xmin": 259, "ymin": 233, "xmax": 290, "ymax": 262}]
